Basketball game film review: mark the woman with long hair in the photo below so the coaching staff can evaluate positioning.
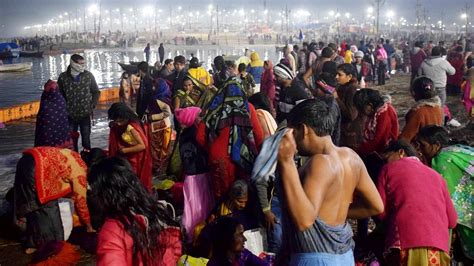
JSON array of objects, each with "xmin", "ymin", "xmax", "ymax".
[
  {"xmin": 89, "ymin": 157, "xmax": 181, "ymax": 265},
  {"xmin": 34, "ymin": 80, "xmax": 73, "ymax": 149},
  {"xmin": 416, "ymin": 126, "xmax": 473, "ymax": 262},
  {"xmin": 108, "ymin": 102, "xmax": 153, "ymax": 191},
  {"xmin": 335, "ymin": 63, "xmax": 363, "ymax": 149},
  {"xmin": 208, "ymin": 216, "xmax": 268, "ymax": 266}
]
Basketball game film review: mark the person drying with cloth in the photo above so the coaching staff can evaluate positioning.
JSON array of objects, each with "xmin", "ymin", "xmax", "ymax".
[{"xmin": 277, "ymin": 99, "xmax": 384, "ymax": 265}]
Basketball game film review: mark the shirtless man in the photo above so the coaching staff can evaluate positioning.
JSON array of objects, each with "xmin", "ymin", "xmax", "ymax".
[{"xmin": 277, "ymin": 99, "xmax": 384, "ymax": 265}]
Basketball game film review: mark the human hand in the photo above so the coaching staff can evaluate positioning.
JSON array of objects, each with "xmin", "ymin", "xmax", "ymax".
[
  {"xmin": 264, "ymin": 211, "xmax": 278, "ymax": 230},
  {"xmin": 86, "ymin": 224, "xmax": 96, "ymax": 233},
  {"xmin": 278, "ymin": 129, "xmax": 297, "ymax": 162}
]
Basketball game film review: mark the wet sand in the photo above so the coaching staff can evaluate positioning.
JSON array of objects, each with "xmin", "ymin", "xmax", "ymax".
[{"xmin": 0, "ymin": 73, "xmax": 472, "ymax": 265}]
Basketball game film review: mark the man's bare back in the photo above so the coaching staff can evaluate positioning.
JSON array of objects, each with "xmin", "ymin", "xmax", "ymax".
[
  {"xmin": 300, "ymin": 147, "xmax": 374, "ymax": 226},
  {"xmin": 278, "ymin": 128, "xmax": 383, "ymax": 232}
]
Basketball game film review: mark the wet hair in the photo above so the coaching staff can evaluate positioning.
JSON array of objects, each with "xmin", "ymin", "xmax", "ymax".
[
  {"xmin": 121, "ymin": 72, "xmax": 129, "ymax": 79},
  {"xmin": 183, "ymin": 77, "xmax": 193, "ymax": 85},
  {"xmin": 88, "ymin": 157, "xmax": 177, "ymax": 265},
  {"xmin": 384, "ymin": 140, "xmax": 418, "ymax": 157},
  {"xmin": 228, "ymin": 179, "xmax": 248, "ymax": 200},
  {"xmin": 70, "ymin": 54, "xmax": 84, "ymax": 63},
  {"xmin": 321, "ymin": 47, "xmax": 334, "ymax": 58},
  {"xmin": 174, "ymin": 55, "xmax": 186, "ymax": 64},
  {"xmin": 80, "ymin": 148, "xmax": 107, "ymax": 168},
  {"xmin": 417, "ymin": 126, "xmax": 451, "ymax": 147},
  {"xmin": 455, "ymin": 46, "xmax": 463, "ymax": 52},
  {"xmin": 108, "ymin": 102, "xmax": 140, "ymax": 122},
  {"xmin": 288, "ymin": 99, "xmax": 337, "ymax": 137},
  {"xmin": 137, "ymin": 61, "xmax": 148, "ymax": 73},
  {"xmin": 238, "ymin": 63, "xmax": 247, "ymax": 73},
  {"xmin": 385, "ymin": 39, "xmax": 390, "ymax": 44},
  {"xmin": 353, "ymin": 89, "xmax": 385, "ymax": 113},
  {"xmin": 337, "ymin": 63, "xmax": 356, "ymax": 78},
  {"xmin": 431, "ymin": 46, "xmax": 442, "ymax": 57},
  {"xmin": 293, "ymin": 44, "xmax": 299, "ymax": 51},
  {"xmin": 248, "ymin": 92, "xmax": 272, "ymax": 113},
  {"xmin": 412, "ymin": 76, "xmax": 436, "ymax": 101},
  {"xmin": 164, "ymin": 59, "xmax": 173, "ymax": 65},
  {"xmin": 210, "ymin": 216, "xmax": 241, "ymax": 262},
  {"xmin": 318, "ymin": 41, "xmax": 325, "ymax": 49}
]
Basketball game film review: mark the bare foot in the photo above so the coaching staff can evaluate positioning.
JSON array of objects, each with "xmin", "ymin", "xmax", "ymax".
[{"xmin": 25, "ymin": 248, "xmax": 36, "ymax": 254}]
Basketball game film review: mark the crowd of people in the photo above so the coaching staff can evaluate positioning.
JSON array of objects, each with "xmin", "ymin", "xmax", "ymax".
[{"xmin": 6, "ymin": 35, "xmax": 474, "ymax": 266}]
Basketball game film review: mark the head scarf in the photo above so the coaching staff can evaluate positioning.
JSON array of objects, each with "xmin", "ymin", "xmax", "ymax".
[
  {"xmin": 273, "ymin": 63, "xmax": 294, "ymax": 80},
  {"xmin": 154, "ymin": 78, "xmax": 172, "ymax": 106},
  {"xmin": 175, "ymin": 106, "xmax": 201, "ymax": 127},
  {"xmin": 203, "ymin": 79, "xmax": 258, "ymax": 173},
  {"xmin": 250, "ymin": 51, "xmax": 264, "ymax": 68},
  {"xmin": 35, "ymin": 80, "xmax": 73, "ymax": 148},
  {"xmin": 70, "ymin": 60, "xmax": 85, "ymax": 77}
]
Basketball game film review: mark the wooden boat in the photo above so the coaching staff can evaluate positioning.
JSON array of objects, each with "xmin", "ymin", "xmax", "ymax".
[
  {"xmin": 0, "ymin": 62, "xmax": 33, "ymax": 72},
  {"xmin": 0, "ymin": 51, "xmax": 16, "ymax": 60},
  {"xmin": 118, "ymin": 62, "xmax": 138, "ymax": 73},
  {"xmin": 20, "ymin": 51, "xmax": 44, "ymax": 58}
]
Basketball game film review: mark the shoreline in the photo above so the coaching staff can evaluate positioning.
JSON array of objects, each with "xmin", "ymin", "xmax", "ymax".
[{"xmin": 0, "ymin": 87, "xmax": 120, "ymax": 124}]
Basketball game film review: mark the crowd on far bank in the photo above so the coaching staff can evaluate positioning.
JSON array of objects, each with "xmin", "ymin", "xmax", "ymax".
[{"xmin": 4, "ymin": 35, "xmax": 474, "ymax": 266}]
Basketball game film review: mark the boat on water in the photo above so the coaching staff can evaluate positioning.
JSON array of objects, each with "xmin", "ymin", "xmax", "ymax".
[
  {"xmin": 118, "ymin": 62, "xmax": 139, "ymax": 73},
  {"xmin": 0, "ymin": 42, "xmax": 20, "ymax": 58},
  {"xmin": 0, "ymin": 62, "xmax": 33, "ymax": 72},
  {"xmin": 19, "ymin": 51, "xmax": 44, "ymax": 58}
]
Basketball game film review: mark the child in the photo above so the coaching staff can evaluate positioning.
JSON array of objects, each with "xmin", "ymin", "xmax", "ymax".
[
  {"xmin": 238, "ymin": 63, "xmax": 256, "ymax": 97},
  {"xmin": 108, "ymin": 102, "xmax": 153, "ymax": 191}
]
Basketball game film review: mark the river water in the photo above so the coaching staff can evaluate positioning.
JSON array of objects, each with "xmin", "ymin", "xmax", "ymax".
[{"xmin": 0, "ymin": 45, "xmax": 281, "ymax": 214}]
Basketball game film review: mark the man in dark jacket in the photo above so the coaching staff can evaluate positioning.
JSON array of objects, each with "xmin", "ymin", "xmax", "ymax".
[{"xmin": 58, "ymin": 54, "xmax": 100, "ymax": 152}]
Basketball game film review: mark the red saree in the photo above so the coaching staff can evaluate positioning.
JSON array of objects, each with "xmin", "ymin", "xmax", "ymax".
[{"xmin": 109, "ymin": 121, "xmax": 153, "ymax": 191}]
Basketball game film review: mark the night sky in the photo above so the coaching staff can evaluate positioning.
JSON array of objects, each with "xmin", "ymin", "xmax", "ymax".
[{"xmin": 0, "ymin": 0, "xmax": 469, "ymax": 37}]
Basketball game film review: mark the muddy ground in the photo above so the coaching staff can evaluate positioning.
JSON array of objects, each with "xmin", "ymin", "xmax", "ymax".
[{"xmin": 0, "ymin": 73, "xmax": 472, "ymax": 265}]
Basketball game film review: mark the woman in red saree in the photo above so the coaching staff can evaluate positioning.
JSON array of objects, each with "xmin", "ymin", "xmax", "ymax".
[{"xmin": 108, "ymin": 102, "xmax": 153, "ymax": 191}]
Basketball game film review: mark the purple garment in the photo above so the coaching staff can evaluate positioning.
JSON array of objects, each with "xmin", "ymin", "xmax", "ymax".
[
  {"xmin": 207, "ymin": 249, "xmax": 269, "ymax": 266},
  {"xmin": 34, "ymin": 80, "xmax": 72, "ymax": 148}
]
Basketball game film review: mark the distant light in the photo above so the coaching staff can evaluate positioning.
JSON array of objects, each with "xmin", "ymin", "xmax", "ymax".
[
  {"xmin": 64, "ymin": 12, "xmax": 68, "ymax": 16},
  {"xmin": 367, "ymin": 7, "xmax": 373, "ymax": 14},
  {"xmin": 88, "ymin": 4, "xmax": 99, "ymax": 14},
  {"xmin": 329, "ymin": 10, "xmax": 335, "ymax": 17},
  {"xmin": 345, "ymin": 12, "xmax": 350, "ymax": 18},
  {"xmin": 461, "ymin": 13, "xmax": 468, "ymax": 19},
  {"xmin": 178, "ymin": 6, "xmax": 182, "ymax": 11},
  {"xmin": 386, "ymin": 10, "xmax": 395, "ymax": 18},
  {"xmin": 208, "ymin": 4, "xmax": 213, "ymax": 10}
]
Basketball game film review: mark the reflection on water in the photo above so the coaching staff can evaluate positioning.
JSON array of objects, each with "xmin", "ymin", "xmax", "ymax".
[{"xmin": 0, "ymin": 46, "xmax": 280, "ymax": 108}]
